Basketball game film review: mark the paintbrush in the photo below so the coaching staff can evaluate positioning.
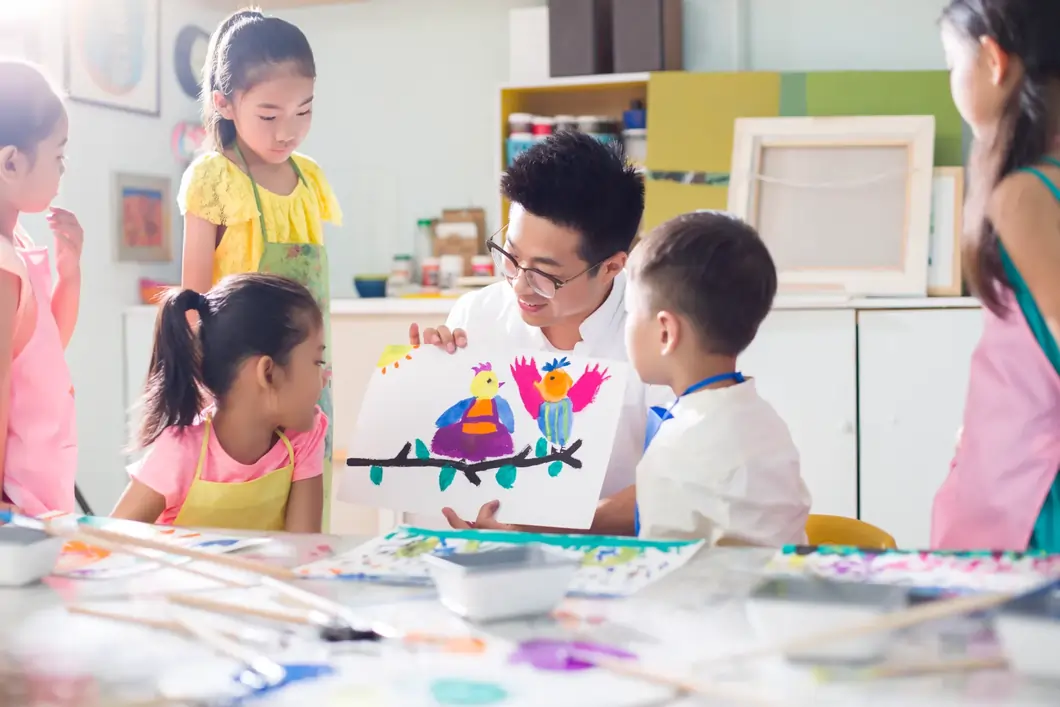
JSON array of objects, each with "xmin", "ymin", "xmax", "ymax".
[
  {"xmin": 698, "ymin": 589, "xmax": 1016, "ymax": 668},
  {"xmin": 65, "ymin": 605, "xmax": 274, "ymax": 647},
  {"xmin": 565, "ymin": 649, "xmax": 778, "ymax": 705}
]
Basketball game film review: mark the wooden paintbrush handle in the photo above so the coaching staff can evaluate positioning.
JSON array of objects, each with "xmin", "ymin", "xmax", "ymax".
[
  {"xmin": 166, "ymin": 593, "xmax": 311, "ymax": 626},
  {"xmin": 70, "ymin": 526, "xmax": 295, "ymax": 580}
]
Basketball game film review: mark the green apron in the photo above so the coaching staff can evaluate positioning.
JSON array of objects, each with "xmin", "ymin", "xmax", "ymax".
[{"xmin": 233, "ymin": 143, "xmax": 334, "ymax": 529}]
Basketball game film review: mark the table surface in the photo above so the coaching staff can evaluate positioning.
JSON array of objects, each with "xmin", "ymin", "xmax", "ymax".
[{"xmin": 1, "ymin": 531, "xmax": 1057, "ymax": 706}]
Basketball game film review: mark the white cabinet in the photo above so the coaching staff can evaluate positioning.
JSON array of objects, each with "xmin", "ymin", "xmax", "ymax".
[
  {"xmin": 739, "ymin": 310, "xmax": 859, "ymax": 519},
  {"xmin": 857, "ymin": 308, "xmax": 983, "ymax": 548}
]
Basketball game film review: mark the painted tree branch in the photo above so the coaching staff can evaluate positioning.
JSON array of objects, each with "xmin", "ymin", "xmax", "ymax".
[{"xmin": 348, "ymin": 439, "xmax": 584, "ymax": 487}]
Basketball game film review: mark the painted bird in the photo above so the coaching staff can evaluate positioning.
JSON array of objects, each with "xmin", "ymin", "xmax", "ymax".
[
  {"xmin": 509, "ymin": 356, "xmax": 610, "ymax": 449},
  {"xmin": 430, "ymin": 363, "xmax": 516, "ymax": 462}
]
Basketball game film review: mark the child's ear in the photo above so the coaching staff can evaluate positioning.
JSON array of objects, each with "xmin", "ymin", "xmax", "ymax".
[
  {"xmin": 0, "ymin": 146, "xmax": 22, "ymax": 183},
  {"xmin": 979, "ymin": 35, "xmax": 1010, "ymax": 86},
  {"xmin": 656, "ymin": 309, "xmax": 680, "ymax": 356},
  {"xmin": 255, "ymin": 356, "xmax": 276, "ymax": 389},
  {"xmin": 212, "ymin": 90, "xmax": 235, "ymax": 120}
]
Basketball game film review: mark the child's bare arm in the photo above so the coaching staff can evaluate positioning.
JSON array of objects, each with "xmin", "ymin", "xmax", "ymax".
[
  {"xmin": 992, "ymin": 171, "xmax": 1060, "ymax": 341},
  {"xmin": 285, "ymin": 476, "xmax": 323, "ymax": 533},
  {"xmin": 110, "ymin": 479, "xmax": 166, "ymax": 524},
  {"xmin": 182, "ymin": 214, "xmax": 216, "ymax": 295},
  {"xmin": 0, "ymin": 271, "xmax": 18, "ymax": 506}
]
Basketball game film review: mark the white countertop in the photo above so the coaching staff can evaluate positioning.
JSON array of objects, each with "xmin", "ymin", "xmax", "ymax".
[{"xmin": 124, "ymin": 294, "xmax": 980, "ymax": 318}]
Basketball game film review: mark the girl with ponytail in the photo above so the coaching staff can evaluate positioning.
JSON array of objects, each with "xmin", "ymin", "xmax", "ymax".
[
  {"xmin": 178, "ymin": 8, "xmax": 342, "ymax": 527},
  {"xmin": 111, "ymin": 273, "xmax": 327, "ymax": 532},
  {"xmin": 932, "ymin": 0, "xmax": 1060, "ymax": 550}
]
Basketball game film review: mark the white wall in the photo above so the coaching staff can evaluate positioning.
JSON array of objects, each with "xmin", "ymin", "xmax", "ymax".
[
  {"xmin": 14, "ymin": 2, "xmax": 219, "ymax": 512},
  {"xmin": 684, "ymin": 0, "xmax": 949, "ymax": 72}
]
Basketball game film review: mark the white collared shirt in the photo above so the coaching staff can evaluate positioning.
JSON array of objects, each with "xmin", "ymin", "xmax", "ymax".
[
  {"xmin": 636, "ymin": 380, "xmax": 811, "ymax": 546},
  {"xmin": 406, "ymin": 272, "xmax": 670, "ymax": 529}
]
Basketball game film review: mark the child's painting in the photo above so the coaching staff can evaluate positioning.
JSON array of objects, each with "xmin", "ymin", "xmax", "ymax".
[
  {"xmin": 42, "ymin": 513, "xmax": 268, "ymax": 580},
  {"xmin": 767, "ymin": 545, "xmax": 1060, "ymax": 594},
  {"xmin": 114, "ymin": 172, "xmax": 171, "ymax": 262},
  {"xmin": 340, "ymin": 347, "xmax": 629, "ymax": 528},
  {"xmin": 294, "ymin": 526, "xmax": 704, "ymax": 598}
]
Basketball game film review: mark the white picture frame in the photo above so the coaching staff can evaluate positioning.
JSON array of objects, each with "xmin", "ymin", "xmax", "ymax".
[
  {"xmin": 727, "ymin": 115, "xmax": 936, "ymax": 297},
  {"xmin": 65, "ymin": 0, "xmax": 161, "ymax": 116},
  {"xmin": 928, "ymin": 166, "xmax": 965, "ymax": 297}
]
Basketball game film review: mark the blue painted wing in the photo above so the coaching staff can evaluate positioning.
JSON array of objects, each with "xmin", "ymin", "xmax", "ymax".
[
  {"xmin": 495, "ymin": 395, "xmax": 516, "ymax": 434},
  {"xmin": 435, "ymin": 397, "xmax": 475, "ymax": 427}
]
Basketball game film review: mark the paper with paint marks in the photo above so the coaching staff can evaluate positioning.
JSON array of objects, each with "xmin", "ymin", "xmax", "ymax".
[
  {"xmin": 339, "ymin": 346, "xmax": 628, "ymax": 529},
  {"xmin": 294, "ymin": 526, "xmax": 704, "ymax": 598},
  {"xmin": 766, "ymin": 545, "xmax": 1060, "ymax": 594},
  {"xmin": 42, "ymin": 513, "xmax": 270, "ymax": 580}
]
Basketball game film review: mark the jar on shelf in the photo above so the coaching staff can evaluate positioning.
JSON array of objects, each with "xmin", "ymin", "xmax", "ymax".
[
  {"xmin": 471, "ymin": 255, "xmax": 494, "ymax": 277},
  {"xmin": 508, "ymin": 112, "xmax": 533, "ymax": 136},
  {"xmin": 420, "ymin": 257, "xmax": 440, "ymax": 288},
  {"xmin": 413, "ymin": 218, "xmax": 433, "ymax": 282},
  {"xmin": 531, "ymin": 116, "xmax": 554, "ymax": 138},
  {"xmin": 554, "ymin": 115, "xmax": 577, "ymax": 133}
]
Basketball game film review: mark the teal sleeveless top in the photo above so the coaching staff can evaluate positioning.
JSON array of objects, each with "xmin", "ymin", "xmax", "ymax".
[{"xmin": 998, "ymin": 156, "xmax": 1060, "ymax": 551}]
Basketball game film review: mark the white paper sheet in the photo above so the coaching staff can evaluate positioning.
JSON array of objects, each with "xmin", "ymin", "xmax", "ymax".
[{"xmin": 339, "ymin": 346, "xmax": 628, "ymax": 528}]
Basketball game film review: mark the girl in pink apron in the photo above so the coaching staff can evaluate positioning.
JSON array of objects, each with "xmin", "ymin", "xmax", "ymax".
[
  {"xmin": 110, "ymin": 273, "xmax": 327, "ymax": 533},
  {"xmin": 931, "ymin": 0, "xmax": 1060, "ymax": 551},
  {"xmin": 0, "ymin": 61, "xmax": 83, "ymax": 516}
]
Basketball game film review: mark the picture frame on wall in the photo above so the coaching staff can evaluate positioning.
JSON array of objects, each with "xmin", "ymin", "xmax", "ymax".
[
  {"xmin": 928, "ymin": 166, "xmax": 965, "ymax": 297},
  {"xmin": 115, "ymin": 173, "xmax": 171, "ymax": 263},
  {"xmin": 66, "ymin": 0, "xmax": 161, "ymax": 116}
]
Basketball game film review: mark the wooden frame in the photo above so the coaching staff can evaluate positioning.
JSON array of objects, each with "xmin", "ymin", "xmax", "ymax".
[
  {"xmin": 727, "ymin": 116, "xmax": 935, "ymax": 297},
  {"xmin": 65, "ymin": 0, "xmax": 161, "ymax": 116},
  {"xmin": 114, "ymin": 173, "xmax": 172, "ymax": 263},
  {"xmin": 928, "ymin": 167, "xmax": 965, "ymax": 296}
]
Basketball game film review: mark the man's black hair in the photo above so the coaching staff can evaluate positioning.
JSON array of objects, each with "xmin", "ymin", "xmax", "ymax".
[
  {"xmin": 630, "ymin": 211, "xmax": 777, "ymax": 356},
  {"xmin": 501, "ymin": 131, "xmax": 645, "ymax": 268}
]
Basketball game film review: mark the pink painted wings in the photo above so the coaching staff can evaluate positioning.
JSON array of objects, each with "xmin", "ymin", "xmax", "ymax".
[
  {"xmin": 568, "ymin": 364, "xmax": 610, "ymax": 412},
  {"xmin": 510, "ymin": 356, "xmax": 544, "ymax": 419}
]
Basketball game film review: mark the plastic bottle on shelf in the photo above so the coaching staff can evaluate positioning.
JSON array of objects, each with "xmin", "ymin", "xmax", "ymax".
[{"xmin": 414, "ymin": 218, "xmax": 434, "ymax": 286}]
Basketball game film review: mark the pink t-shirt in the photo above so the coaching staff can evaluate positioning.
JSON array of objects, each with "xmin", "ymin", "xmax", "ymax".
[{"xmin": 131, "ymin": 407, "xmax": 328, "ymax": 524}]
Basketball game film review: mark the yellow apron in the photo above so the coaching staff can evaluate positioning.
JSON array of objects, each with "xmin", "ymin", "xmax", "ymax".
[{"xmin": 173, "ymin": 418, "xmax": 295, "ymax": 531}]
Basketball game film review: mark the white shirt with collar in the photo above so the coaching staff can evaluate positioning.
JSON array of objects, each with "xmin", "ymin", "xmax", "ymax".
[
  {"xmin": 636, "ymin": 379, "xmax": 811, "ymax": 546},
  {"xmin": 406, "ymin": 272, "xmax": 670, "ymax": 529}
]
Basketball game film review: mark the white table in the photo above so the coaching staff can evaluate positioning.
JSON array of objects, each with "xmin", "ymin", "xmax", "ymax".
[{"xmin": 1, "ymin": 532, "xmax": 1057, "ymax": 706}]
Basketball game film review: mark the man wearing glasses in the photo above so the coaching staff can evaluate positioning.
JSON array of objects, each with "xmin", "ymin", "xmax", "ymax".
[{"xmin": 408, "ymin": 131, "xmax": 665, "ymax": 534}]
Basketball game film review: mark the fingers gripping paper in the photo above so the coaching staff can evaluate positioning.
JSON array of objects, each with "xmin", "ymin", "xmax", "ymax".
[{"xmin": 339, "ymin": 346, "xmax": 628, "ymax": 528}]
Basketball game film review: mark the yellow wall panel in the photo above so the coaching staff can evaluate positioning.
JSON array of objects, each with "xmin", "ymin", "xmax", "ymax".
[
  {"xmin": 643, "ymin": 180, "xmax": 729, "ymax": 233},
  {"xmin": 647, "ymin": 72, "xmax": 781, "ymax": 172}
]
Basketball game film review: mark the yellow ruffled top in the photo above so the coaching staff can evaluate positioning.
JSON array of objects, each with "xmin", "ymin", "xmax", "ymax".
[{"xmin": 178, "ymin": 151, "xmax": 342, "ymax": 284}]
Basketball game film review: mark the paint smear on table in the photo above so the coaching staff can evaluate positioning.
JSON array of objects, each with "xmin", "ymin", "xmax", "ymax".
[
  {"xmin": 509, "ymin": 639, "xmax": 635, "ymax": 672},
  {"xmin": 430, "ymin": 679, "xmax": 508, "ymax": 705}
]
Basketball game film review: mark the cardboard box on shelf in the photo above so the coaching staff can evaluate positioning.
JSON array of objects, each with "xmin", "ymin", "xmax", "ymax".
[{"xmin": 433, "ymin": 208, "xmax": 487, "ymax": 276}]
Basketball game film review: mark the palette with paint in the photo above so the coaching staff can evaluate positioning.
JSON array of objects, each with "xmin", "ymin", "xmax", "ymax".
[
  {"xmin": 425, "ymin": 545, "xmax": 580, "ymax": 622},
  {"xmin": 746, "ymin": 576, "xmax": 908, "ymax": 663},
  {"xmin": 0, "ymin": 525, "xmax": 65, "ymax": 586}
]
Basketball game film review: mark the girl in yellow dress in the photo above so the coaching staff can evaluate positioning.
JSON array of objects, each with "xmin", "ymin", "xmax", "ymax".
[{"xmin": 179, "ymin": 8, "xmax": 341, "ymax": 526}]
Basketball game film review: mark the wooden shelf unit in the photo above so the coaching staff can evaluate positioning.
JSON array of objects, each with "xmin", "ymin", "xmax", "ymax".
[{"xmin": 497, "ymin": 73, "xmax": 650, "ymax": 231}]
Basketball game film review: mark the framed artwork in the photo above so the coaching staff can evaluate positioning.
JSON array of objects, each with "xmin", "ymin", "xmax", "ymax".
[
  {"xmin": 174, "ymin": 25, "xmax": 210, "ymax": 100},
  {"xmin": 727, "ymin": 115, "xmax": 936, "ymax": 297},
  {"xmin": 115, "ymin": 173, "xmax": 171, "ymax": 263},
  {"xmin": 65, "ymin": 0, "xmax": 161, "ymax": 116},
  {"xmin": 928, "ymin": 167, "xmax": 965, "ymax": 296}
]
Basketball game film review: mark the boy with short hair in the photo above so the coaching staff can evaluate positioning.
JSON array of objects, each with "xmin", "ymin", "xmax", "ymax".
[{"xmin": 625, "ymin": 211, "xmax": 811, "ymax": 545}]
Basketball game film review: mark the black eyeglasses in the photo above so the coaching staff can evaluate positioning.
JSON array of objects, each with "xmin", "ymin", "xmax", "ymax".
[{"xmin": 486, "ymin": 226, "xmax": 605, "ymax": 300}]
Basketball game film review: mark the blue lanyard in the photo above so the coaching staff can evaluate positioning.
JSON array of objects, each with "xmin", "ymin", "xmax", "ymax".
[{"xmin": 634, "ymin": 371, "xmax": 745, "ymax": 536}]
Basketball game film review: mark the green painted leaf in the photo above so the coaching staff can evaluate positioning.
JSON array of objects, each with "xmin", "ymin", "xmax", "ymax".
[
  {"xmin": 414, "ymin": 439, "xmax": 430, "ymax": 459},
  {"xmin": 535, "ymin": 437, "xmax": 548, "ymax": 457},
  {"xmin": 548, "ymin": 461, "xmax": 563, "ymax": 477},
  {"xmin": 496, "ymin": 465, "xmax": 518, "ymax": 489},
  {"xmin": 369, "ymin": 466, "xmax": 384, "ymax": 485},
  {"xmin": 439, "ymin": 466, "xmax": 457, "ymax": 491}
]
